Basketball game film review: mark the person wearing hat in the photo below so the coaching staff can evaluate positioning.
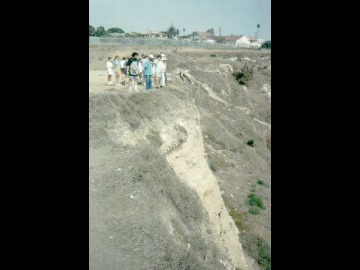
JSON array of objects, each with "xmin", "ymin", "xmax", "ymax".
[
  {"xmin": 154, "ymin": 55, "xmax": 162, "ymax": 88},
  {"xmin": 161, "ymin": 54, "xmax": 168, "ymax": 85},
  {"xmin": 160, "ymin": 56, "xmax": 167, "ymax": 87},
  {"xmin": 143, "ymin": 55, "xmax": 154, "ymax": 90}
]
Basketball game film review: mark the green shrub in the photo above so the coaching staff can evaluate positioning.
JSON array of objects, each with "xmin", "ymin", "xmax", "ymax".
[
  {"xmin": 257, "ymin": 180, "xmax": 264, "ymax": 186},
  {"xmin": 233, "ymin": 64, "xmax": 253, "ymax": 85},
  {"xmin": 257, "ymin": 238, "xmax": 271, "ymax": 270},
  {"xmin": 247, "ymin": 194, "xmax": 265, "ymax": 209},
  {"xmin": 261, "ymin": 41, "xmax": 271, "ymax": 49},
  {"xmin": 246, "ymin": 140, "xmax": 254, "ymax": 147},
  {"xmin": 210, "ymin": 54, "xmax": 216, "ymax": 57}
]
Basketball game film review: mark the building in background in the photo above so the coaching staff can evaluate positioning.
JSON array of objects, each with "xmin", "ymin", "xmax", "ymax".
[
  {"xmin": 248, "ymin": 37, "xmax": 265, "ymax": 48},
  {"xmin": 192, "ymin": 29, "xmax": 217, "ymax": 43}
]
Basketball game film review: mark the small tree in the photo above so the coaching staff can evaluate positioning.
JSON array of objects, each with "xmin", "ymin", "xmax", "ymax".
[
  {"xmin": 167, "ymin": 25, "xmax": 177, "ymax": 38},
  {"xmin": 206, "ymin": 28, "xmax": 214, "ymax": 35},
  {"xmin": 233, "ymin": 64, "xmax": 254, "ymax": 85},
  {"xmin": 108, "ymin": 27, "xmax": 124, "ymax": 34},
  {"xmin": 261, "ymin": 41, "xmax": 271, "ymax": 49},
  {"xmin": 89, "ymin": 25, "xmax": 95, "ymax": 36},
  {"xmin": 96, "ymin": 26, "xmax": 106, "ymax": 37}
]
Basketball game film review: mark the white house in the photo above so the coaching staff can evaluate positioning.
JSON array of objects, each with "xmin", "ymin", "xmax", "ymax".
[
  {"xmin": 149, "ymin": 31, "xmax": 169, "ymax": 38},
  {"xmin": 235, "ymin": 36, "xmax": 252, "ymax": 48},
  {"xmin": 233, "ymin": 36, "xmax": 265, "ymax": 48}
]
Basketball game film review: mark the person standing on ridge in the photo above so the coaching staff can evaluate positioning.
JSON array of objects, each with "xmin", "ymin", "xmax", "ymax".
[
  {"xmin": 106, "ymin": 57, "xmax": 114, "ymax": 85},
  {"xmin": 159, "ymin": 56, "xmax": 167, "ymax": 87},
  {"xmin": 154, "ymin": 55, "xmax": 162, "ymax": 88},
  {"xmin": 126, "ymin": 52, "xmax": 140, "ymax": 92},
  {"xmin": 143, "ymin": 55, "xmax": 154, "ymax": 90},
  {"xmin": 120, "ymin": 57, "xmax": 127, "ymax": 86},
  {"xmin": 161, "ymin": 53, "xmax": 168, "ymax": 86},
  {"xmin": 113, "ymin": 55, "xmax": 121, "ymax": 87}
]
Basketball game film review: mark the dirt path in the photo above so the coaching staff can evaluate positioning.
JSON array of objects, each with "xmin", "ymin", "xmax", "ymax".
[{"xmin": 89, "ymin": 70, "xmax": 141, "ymax": 93}]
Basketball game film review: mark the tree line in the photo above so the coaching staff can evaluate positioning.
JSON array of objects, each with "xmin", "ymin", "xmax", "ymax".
[{"xmin": 89, "ymin": 25, "xmax": 125, "ymax": 37}]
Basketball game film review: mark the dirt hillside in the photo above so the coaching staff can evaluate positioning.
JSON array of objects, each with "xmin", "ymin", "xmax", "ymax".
[{"xmin": 89, "ymin": 45, "xmax": 271, "ymax": 270}]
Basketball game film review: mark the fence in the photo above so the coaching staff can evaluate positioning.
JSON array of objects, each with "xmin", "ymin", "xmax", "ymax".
[{"xmin": 89, "ymin": 36, "xmax": 242, "ymax": 50}]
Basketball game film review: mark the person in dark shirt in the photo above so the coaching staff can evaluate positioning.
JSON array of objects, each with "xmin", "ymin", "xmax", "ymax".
[{"xmin": 126, "ymin": 52, "xmax": 139, "ymax": 92}]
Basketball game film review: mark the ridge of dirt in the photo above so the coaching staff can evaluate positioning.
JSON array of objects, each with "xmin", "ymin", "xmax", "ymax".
[{"xmin": 89, "ymin": 46, "xmax": 271, "ymax": 270}]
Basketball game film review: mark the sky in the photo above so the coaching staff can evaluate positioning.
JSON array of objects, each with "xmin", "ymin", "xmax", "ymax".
[{"xmin": 89, "ymin": 0, "xmax": 271, "ymax": 40}]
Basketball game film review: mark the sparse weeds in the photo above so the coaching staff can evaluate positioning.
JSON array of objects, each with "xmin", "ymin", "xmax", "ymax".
[
  {"xmin": 248, "ymin": 207, "xmax": 260, "ymax": 215},
  {"xmin": 229, "ymin": 208, "xmax": 249, "ymax": 231},
  {"xmin": 241, "ymin": 233, "xmax": 271, "ymax": 270}
]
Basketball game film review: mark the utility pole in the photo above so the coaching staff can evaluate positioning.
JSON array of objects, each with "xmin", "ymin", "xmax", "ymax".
[{"xmin": 219, "ymin": 27, "xmax": 222, "ymax": 37}]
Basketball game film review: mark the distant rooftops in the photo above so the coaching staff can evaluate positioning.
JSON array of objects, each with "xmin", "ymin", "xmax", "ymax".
[{"xmin": 220, "ymin": 35, "xmax": 245, "ymax": 42}]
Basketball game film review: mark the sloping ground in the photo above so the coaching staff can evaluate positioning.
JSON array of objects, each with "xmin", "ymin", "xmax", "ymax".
[{"xmin": 89, "ymin": 47, "xmax": 271, "ymax": 270}]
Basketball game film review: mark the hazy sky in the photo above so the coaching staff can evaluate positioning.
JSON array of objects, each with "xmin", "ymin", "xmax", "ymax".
[{"xmin": 89, "ymin": 0, "xmax": 271, "ymax": 40}]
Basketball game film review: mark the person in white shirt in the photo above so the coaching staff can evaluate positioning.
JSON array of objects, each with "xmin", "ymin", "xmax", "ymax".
[
  {"xmin": 161, "ymin": 53, "xmax": 168, "ymax": 85},
  {"xmin": 120, "ymin": 57, "xmax": 127, "ymax": 85},
  {"xmin": 151, "ymin": 56, "xmax": 157, "ymax": 85},
  {"xmin": 160, "ymin": 56, "xmax": 167, "ymax": 87},
  {"xmin": 113, "ymin": 56, "xmax": 121, "ymax": 87},
  {"xmin": 138, "ymin": 60, "xmax": 143, "ymax": 85},
  {"xmin": 154, "ymin": 55, "xmax": 162, "ymax": 88},
  {"xmin": 141, "ymin": 56, "xmax": 147, "ymax": 85},
  {"xmin": 107, "ymin": 57, "xmax": 114, "ymax": 85}
]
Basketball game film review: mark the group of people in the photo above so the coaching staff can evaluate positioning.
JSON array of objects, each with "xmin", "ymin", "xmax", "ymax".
[{"xmin": 106, "ymin": 52, "xmax": 168, "ymax": 92}]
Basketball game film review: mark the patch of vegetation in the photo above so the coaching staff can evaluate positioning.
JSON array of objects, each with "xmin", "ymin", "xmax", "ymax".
[
  {"xmin": 229, "ymin": 208, "xmax": 249, "ymax": 231},
  {"xmin": 258, "ymin": 239, "xmax": 272, "ymax": 270},
  {"xmin": 241, "ymin": 233, "xmax": 271, "ymax": 270},
  {"xmin": 233, "ymin": 64, "xmax": 254, "ymax": 85},
  {"xmin": 247, "ymin": 193, "xmax": 265, "ymax": 209},
  {"xmin": 210, "ymin": 54, "xmax": 216, "ymax": 57},
  {"xmin": 248, "ymin": 207, "xmax": 260, "ymax": 215},
  {"xmin": 261, "ymin": 41, "xmax": 271, "ymax": 49},
  {"xmin": 257, "ymin": 180, "xmax": 265, "ymax": 186},
  {"xmin": 246, "ymin": 140, "xmax": 254, "ymax": 147}
]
